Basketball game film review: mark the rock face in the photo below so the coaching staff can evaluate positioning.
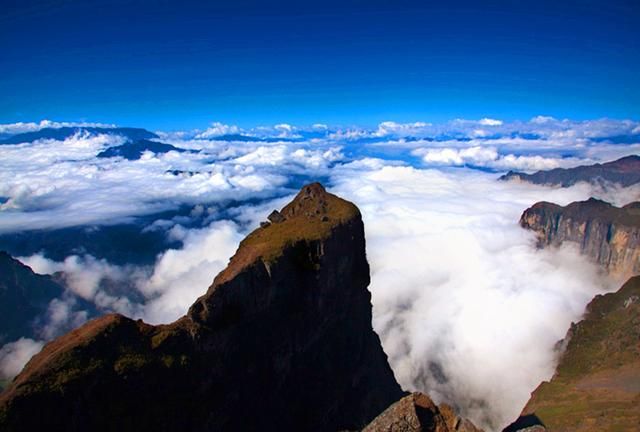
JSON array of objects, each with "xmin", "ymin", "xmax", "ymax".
[
  {"xmin": 363, "ymin": 392, "xmax": 483, "ymax": 432},
  {"xmin": 0, "ymin": 251, "xmax": 65, "ymax": 343},
  {"xmin": 510, "ymin": 276, "xmax": 640, "ymax": 431},
  {"xmin": 499, "ymin": 155, "xmax": 640, "ymax": 187},
  {"xmin": 0, "ymin": 183, "xmax": 403, "ymax": 431},
  {"xmin": 520, "ymin": 198, "xmax": 640, "ymax": 279}
]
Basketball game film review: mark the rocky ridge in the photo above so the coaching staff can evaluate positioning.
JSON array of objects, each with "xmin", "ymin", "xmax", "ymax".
[
  {"xmin": 0, "ymin": 183, "xmax": 407, "ymax": 431},
  {"xmin": 520, "ymin": 198, "xmax": 640, "ymax": 279}
]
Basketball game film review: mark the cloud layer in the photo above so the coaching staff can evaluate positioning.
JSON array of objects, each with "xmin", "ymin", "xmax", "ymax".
[{"xmin": 0, "ymin": 118, "xmax": 639, "ymax": 429}]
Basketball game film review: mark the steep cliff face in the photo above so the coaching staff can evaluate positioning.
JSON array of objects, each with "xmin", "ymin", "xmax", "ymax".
[
  {"xmin": 0, "ymin": 183, "xmax": 403, "ymax": 431},
  {"xmin": 363, "ymin": 393, "xmax": 483, "ymax": 432},
  {"xmin": 511, "ymin": 276, "xmax": 640, "ymax": 431},
  {"xmin": 500, "ymin": 155, "xmax": 640, "ymax": 187},
  {"xmin": 520, "ymin": 198, "xmax": 640, "ymax": 279}
]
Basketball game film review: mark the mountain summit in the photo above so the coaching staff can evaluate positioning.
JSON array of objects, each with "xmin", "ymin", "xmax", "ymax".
[{"xmin": 0, "ymin": 183, "xmax": 404, "ymax": 431}]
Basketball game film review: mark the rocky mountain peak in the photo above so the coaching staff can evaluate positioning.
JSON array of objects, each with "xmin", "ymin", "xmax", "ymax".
[{"xmin": 0, "ymin": 183, "xmax": 403, "ymax": 432}]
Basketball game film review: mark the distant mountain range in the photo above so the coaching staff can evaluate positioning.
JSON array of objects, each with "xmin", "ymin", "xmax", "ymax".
[
  {"xmin": 0, "ymin": 126, "xmax": 158, "ymax": 145},
  {"xmin": 96, "ymin": 139, "xmax": 186, "ymax": 160},
  {"xmin": 0, "ymin": 126, "xmax": 190, "ymax": 161},
  {"xmin": 500, "ymin": 155, "xmax": 640, "ymax": 187}
]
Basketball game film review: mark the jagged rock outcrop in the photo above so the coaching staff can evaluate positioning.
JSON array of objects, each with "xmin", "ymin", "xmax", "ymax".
[
  {"xmin": 0, "ymin": 252, "xmax": 65, "ymax": 343},
  {"xmin": 520, "ymin": 198, "xmax": 640, "ymax": 279},
  {"xmin": 508, "ymin": 276, "xmax": 640, "ymax": 431},
  {"xmin": 363, "ymin": 392, "xmax": 483, "ymax": 432},
  {"xmin": 0, "ymin": 183, "xmax": 404, "ymax": 432},
  {"xmin": 500, "ymin": 155, "xmax": 640, "ymax": 187}
]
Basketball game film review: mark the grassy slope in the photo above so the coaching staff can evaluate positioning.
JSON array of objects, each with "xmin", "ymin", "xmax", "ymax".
[{"xmin": 523, "ymin": 276, "xmax": 640, "ymax": 431}]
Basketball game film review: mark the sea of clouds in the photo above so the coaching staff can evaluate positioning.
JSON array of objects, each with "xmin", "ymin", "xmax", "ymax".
[{"xmin": 1, "ymin": 117, "xmax": 639, "ymax": 429}]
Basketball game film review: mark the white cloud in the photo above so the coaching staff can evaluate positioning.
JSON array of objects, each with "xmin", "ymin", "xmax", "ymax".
[
  {"xmin": 478, "ymin": 118, "xmax": 503, "ymax": 126},
  {"xmin": 1, "ymin": 116, "xmax": 639, "ymax": 422},
  {"xmin": 139, "ymin": 220, "xmax": 243, "ymax": 324},
  {"xmin": 375, "ymin": 121, "xmax": 431, "ymax": 137},
  {"xmin": 530, "ymin": 115, "xmax": 556, "ymax": 124},
  {"xmin": 0, "ymin": 120, "xmax": 116, "ymax": 136},
  {"xmin": 0, "ymin": 338, "xmax": 43, "ymax": 380},
  {"xmin": 194, "ymin": 122, "xmax": 241, "ymax": 139},
  {"xmin": 330, "ymin": 165, "xmax": 620, "ymax": 430},
  {"xmin": 412, "ymin": 146, "xmax": 568, "ymax": 172}
]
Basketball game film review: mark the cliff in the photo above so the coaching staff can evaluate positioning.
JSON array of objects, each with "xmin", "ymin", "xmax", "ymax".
[
  {"xmin": 499, "ymin": 155, "xmax": 640, "ymax": 187},
  {"xmin": 510, "ymin": 276, "xmax": 640, "ymax": 431},
  {"xmin": 0, "ymin": 183, "xmax": 404, "ymax": 431},
  {"xmin": 520, "ymin": 198, "xmax": 640, "ymax": 279}
]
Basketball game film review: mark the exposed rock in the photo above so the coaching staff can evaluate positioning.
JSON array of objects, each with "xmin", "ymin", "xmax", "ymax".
[
  {"xmin": 363, "ymin": 392, "xmax": 483, "ymax": 432},
  {"xmin": 267, "ymin": 209, "xmax": 286, "ymax": 223},
  {"xmin": 499, "ymin": 155, "xmax": 640, "ymax": 187},
  {"xmin": 0, "ymin": 183, "xmax": 403, "ymax": 432},
  {"xmin": 520, "ymin": 198, "xmax": 640, "ymax": 279},
  {"xmin": 509, "ymin": 276, "xmax": 640, "ymax": 431}
]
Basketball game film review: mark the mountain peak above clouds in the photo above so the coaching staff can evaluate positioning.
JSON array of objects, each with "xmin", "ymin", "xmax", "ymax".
[{"xmin": 0, "ymin": 183, "xmax": 406, "ymax": 432}]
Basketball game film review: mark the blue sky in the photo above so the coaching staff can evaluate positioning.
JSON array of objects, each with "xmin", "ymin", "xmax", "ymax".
[{"xmin": 1, "ymin": 0, "xmax": 639, "ymax": 129}]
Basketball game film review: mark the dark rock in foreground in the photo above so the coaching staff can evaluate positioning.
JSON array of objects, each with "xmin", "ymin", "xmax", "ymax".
[
  {"xmin": 0, "ymin": 183, "xmax": 403, "ymax": 431},
  {"xmin": 499, "ymin": 155, "xmax": 640, "ymax": 187},
  {"xmin": 363, "ymin": 392, "xmax": 483, "ymax": 432},
  {"xmin": 520, "ymin": 198, "xmax": 640, "ymax": 279}
]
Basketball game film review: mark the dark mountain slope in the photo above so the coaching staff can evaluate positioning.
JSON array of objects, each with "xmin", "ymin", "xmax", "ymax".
[
  {"xmin": 0, "ymin": 252, "xmax": 65, "ymax": 343},
  {"xmin": 0, "ymin": 183, "xmax": 404, "ymax": 432}
]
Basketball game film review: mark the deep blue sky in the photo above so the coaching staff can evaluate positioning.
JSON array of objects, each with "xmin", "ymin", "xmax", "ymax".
[{"xmin": 1, "ymin": 0, "xmax": 639, "ymax": 130}]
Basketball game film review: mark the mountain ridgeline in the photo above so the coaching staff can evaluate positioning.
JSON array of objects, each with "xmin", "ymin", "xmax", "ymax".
[
  {"xmin": 0, "ymin": 126, "xmax": 158, "ymax": 145},
  {"xmin": 1, "ymin": 183, "xmax": 482, "ymax": 431},
  {"xmin": 500, "ymin": 155, "xmax": 640, "ymax": 187}
]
